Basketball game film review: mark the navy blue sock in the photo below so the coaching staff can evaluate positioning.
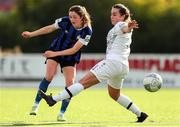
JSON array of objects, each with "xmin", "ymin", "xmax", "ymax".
[
  {"xmin": 60, "ymin": 98, "xmax": 71, "ymax": 114},
  {"xmin": 35, "ymin": 78, "xmax": 51, "ymax": 104}
]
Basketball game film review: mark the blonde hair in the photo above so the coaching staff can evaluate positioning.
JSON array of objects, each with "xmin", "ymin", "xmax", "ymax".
[
  {"xmin": 69, "ymin": 5, "xmax": 92, "ymax": 29},
  {"xmin": 113, "ymin": 4, "xmax": 131, "ymax": 23}
]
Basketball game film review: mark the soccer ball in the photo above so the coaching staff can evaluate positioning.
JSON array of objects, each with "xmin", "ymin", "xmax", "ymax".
[{"xmin": 143, "ymin": 73, "xmax": 163, "ymax": 92}]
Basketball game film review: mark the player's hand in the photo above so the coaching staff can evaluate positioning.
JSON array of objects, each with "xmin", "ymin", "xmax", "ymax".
[
  {"xmin": 21, "ymin": 31, "xmax": 32, "ymax": 39},
  {"xmin": 43, "ymin": 51, "xmax": 57, "ymax": 58},
  {"xmin": 128, "ymin": 20, "xmax": 139, "ymax": 29}
]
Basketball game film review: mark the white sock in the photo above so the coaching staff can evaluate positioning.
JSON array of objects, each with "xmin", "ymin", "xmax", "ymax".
[
  {"xmin": 53, "ymin": 83, "xmax": 84, "ymax": 102},
  {"xmin": 116, "ymin": 94, "xmax": 141, "ymax": 117},
  {"xmin": 33, "ymin": 102, "xmax": 39, "ymax": 107}
]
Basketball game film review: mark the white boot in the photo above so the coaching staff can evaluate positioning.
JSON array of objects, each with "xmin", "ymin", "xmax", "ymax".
[
  {"xmin": 29, "ymin": 104, "xmax": 39, "ymax": 115},
  {"xmin": 57, "ymin": 113, "xmax": 66, "ymax": 121}
]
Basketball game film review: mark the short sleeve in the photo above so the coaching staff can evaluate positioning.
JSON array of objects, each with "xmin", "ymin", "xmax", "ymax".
[
  {"xmin": 115, "ymin": 22, "xmax": 128, "ymax": 34},
  {"xmin": 54, "ymin": 16, "xmax": 69, "ymax": 29},
  {"xmin": 78, "ymin": 27, "xmax": 92, "ymax": 46},
  {"xmin": 54, "ymin": 18, "xmax": 62, "ymax": 29}
]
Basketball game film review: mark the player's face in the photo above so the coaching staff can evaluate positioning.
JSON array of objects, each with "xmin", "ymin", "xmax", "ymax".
[
  {"xmin": 69, "ymin": 11, "xmax": 83, "ymax": 29},
  {"xmin": 111, "ymin": 8, "xmax": 124, "ymax": 25}
]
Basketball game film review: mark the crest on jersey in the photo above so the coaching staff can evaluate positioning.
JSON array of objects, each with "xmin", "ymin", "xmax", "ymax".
[
  {"xmin": 84, "ymin": 35, "xmax": 91, "ymax": 43},
  {"xmin": 65, "ymin": 30, "xmax": 68, "ymax": 34}
]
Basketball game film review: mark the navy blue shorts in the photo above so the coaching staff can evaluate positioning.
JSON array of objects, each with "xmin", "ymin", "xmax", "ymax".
[{"xmin": 45, "ymin": 57, "xmax": 76, "ymax": 72}]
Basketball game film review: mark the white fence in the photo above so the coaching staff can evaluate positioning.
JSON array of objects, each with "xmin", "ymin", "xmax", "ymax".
[{"xmin": 0, "ymin": 53, "xmax": 180, "ymax": 87}]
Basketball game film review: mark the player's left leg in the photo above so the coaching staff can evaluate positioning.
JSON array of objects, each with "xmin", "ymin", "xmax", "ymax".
[
  {"xmin": 39, "ymin": 71, "xmax": 99, "ymax": 106},
  {"xmin": 108, "ymin": 85, "xmax": 148, "ymax": 122},
  {"xmin": 57, "ymin": 66, "xmax": 76, "ymax": 121},
  {"xmin": 39, "ymin": 59, "xmax": 112, "ymax": 105}
]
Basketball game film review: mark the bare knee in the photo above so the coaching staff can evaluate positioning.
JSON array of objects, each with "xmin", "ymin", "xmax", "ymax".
[
  {"xmin": 108, "ymin": 85, "xmax": 120, "ymax": 101},
  {"xmin": 45, "ymin": 60, "xmax": 58, "ymax": 81},
  {"xmin": 45, "ymin": 70, "xmax": 56, "ymax": 81}
]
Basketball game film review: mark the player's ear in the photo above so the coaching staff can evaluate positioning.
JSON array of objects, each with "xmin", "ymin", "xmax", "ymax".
[
  {"xmin": 80, "ymin": 17, "xmax": 84, "ymax": 24},
  {"xmin": 120, "ymin": 15, "xmax": 125, "ymax": 21}
]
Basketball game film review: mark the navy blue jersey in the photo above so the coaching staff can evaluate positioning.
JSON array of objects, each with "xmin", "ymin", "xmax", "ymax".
[{"xmin": 49, "ymin": 16, "xmax": 92, "ymax": 63}]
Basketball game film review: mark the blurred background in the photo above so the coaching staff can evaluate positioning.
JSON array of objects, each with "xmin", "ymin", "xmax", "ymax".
[{"xmin": 0, "ymin": 0, "xmax": 180, "ymax": 88}]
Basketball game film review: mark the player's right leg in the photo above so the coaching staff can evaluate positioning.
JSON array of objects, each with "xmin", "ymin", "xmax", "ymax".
[{"xmin": 30, "ymin": 59, "xmax": 58, "ymax": 115}]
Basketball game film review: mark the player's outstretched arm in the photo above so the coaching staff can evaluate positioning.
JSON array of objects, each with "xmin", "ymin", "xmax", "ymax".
[
  {"xmin": 21, "ymin": 24, "xmax": 57, "ymax": 39},
  {"xmin": 122, "ymin": 20, "xmax": 139, "ymax": 33}
]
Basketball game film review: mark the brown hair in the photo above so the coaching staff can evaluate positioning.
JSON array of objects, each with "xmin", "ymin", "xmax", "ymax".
[
  {"xmin": 69, "ymin": 5, "xmax": 92, "ymax": 29},
  {"xmin": 113, "ymin": 4, "xmax": 131, "ymax": 22}
]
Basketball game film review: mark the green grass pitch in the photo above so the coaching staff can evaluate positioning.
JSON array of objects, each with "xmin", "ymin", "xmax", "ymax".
[{"xmin": 0, "ymin": 87, "xmax": 180, "ymax": 127}]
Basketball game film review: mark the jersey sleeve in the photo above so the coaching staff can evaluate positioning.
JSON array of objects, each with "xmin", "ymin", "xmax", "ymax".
[
  {"xmin": 78, "ymin": 27, "xmax": 92, "ymax": 46},
  {"xmin": 54, "ymin": 16, "xmax": 69, "ymax": 29},
  {"xmin": 115, "ymin": 22, "xmax": 128, "ymax": 34}
]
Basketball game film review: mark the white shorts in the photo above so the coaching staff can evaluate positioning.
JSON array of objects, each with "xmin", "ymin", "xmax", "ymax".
[{"xmin": 90, "ymin": 59, "xmax": 129, "ymax": 89}]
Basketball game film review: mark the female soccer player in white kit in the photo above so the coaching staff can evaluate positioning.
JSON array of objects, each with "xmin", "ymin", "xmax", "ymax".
[{"xmin": 40, "ymin": 3, "xmax": 148, "ymax": 122}]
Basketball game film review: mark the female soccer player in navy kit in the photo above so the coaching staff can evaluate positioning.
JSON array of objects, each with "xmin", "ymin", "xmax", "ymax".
[
  {"xmin": 22, "ymin": 5, "xmax": 92, "ymax": 121},
  {"xmin": 40, "ymin": 4, "xmax": 148, "ymax": 122}
]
